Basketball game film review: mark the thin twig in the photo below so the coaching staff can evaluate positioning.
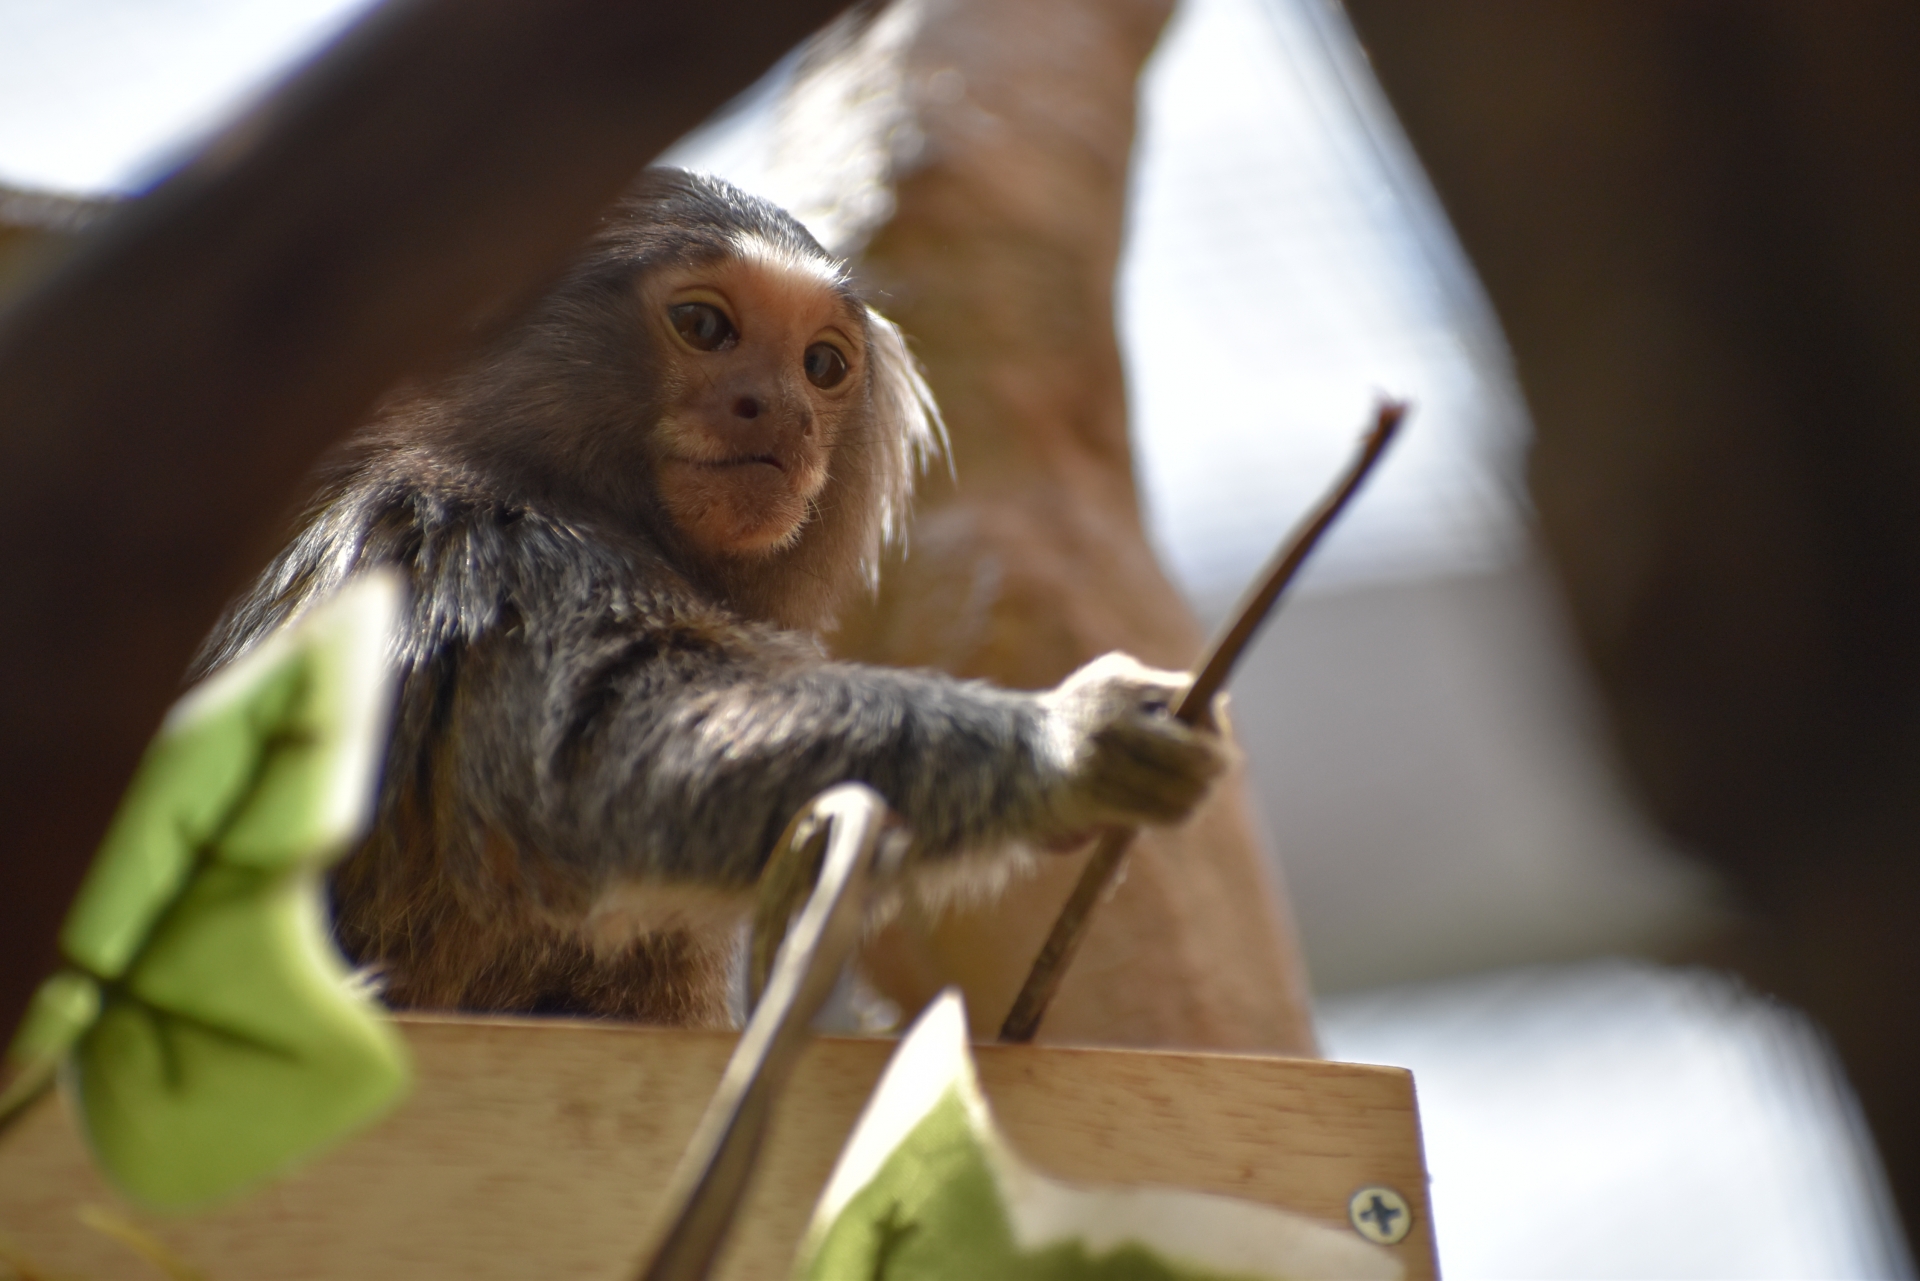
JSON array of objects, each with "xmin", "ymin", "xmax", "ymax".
[{"xmin": 998, "ymin": 399, "xmax": 1407, "ymax": 1044}]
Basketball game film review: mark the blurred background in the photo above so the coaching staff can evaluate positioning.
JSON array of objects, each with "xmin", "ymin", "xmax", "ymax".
[{"xmin": 3, "ymin": 0, "xmax": 1911, "ymax": 1274}]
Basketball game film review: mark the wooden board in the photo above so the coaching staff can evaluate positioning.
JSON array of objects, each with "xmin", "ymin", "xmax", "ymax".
[{"xmin": 0, "ymin": 1016, "xmax": 1437, "ymax": 1280}]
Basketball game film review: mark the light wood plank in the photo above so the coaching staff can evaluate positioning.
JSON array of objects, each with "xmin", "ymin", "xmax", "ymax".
[{"xmin": 0, "ymin": 1016, "xmax": 1436, "ymax": 1279}]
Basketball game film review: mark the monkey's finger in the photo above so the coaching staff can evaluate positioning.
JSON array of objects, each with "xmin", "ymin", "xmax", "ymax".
[
  {"xmin": 1119, "ymin": 672, "xmax": 1197, "ymax": 719},
  {"xmin": 1119, "ymin": 712, "xmax": 1232, "ymax": 770},
  {"xmin": 1196, "ymin": 691, "xmax": 1234, "ymax": 738},
  {"xmin": 1083, "ymin": 727, "xmax": 1225, "ymax": 821},
  {"xmin": 1061, "ymin": 652, "xmax": 1192, "ymax": 710}
]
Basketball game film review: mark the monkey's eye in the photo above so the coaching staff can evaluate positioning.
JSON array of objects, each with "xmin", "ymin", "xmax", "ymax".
[
  {"xmin": 804, "ymin": 343, "xmax": 850, "ymax": 389},
  {"xmin": 669, "ymin": 303, "xmax": 737, "ymax": 351}
]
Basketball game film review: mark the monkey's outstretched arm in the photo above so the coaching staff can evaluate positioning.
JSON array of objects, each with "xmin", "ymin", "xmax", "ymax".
[
  {"xmin": 457, "ymin": 609, "xmax": 1225, "ymax": 887},
  {"xmin": 613, "ymin": 659, "xmax": 1061, "ymax": 880}
]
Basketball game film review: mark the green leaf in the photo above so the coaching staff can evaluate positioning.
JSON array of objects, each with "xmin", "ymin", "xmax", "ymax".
[
  {"xmin": 6, "ymin": 573, "xmax": 411, "ymax": 1210},
  {"xmin": 797, "ymin": 993, "xmax": 1401, "ymax": 1281},
  {"xmin": 60, "ymin": 574, "xmax": 398, "ymax": 981},
  {"xmin": 76, "ymin": 859, "xmax": 406, "ymax": 1208}
]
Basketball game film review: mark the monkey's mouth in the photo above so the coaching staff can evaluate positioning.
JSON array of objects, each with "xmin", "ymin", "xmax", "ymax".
[
  {"xmin": 696, "ymin": 454, "xmax": 786, "ymax": 473},
  {"xmin": 661, "ymin": 448, "xmax": 825, "ymax": 555}
]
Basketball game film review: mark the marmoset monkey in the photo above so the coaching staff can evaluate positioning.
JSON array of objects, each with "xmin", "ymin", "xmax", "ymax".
[{"xmin": 198, "ymin": 169, "xmax": 1228, "ymax": 1025}]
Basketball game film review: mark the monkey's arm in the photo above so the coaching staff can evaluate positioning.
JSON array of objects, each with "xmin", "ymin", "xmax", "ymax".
[{"xmin": 463, "ymin": 611, "xmax": 1225, "ymax": 886}]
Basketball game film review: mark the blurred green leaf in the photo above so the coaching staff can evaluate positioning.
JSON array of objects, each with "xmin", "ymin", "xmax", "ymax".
[
  {"xmin": 4, "ymin": 573, "xmax": 410, "ymax": 1210},
  {"xmin": 798, "ymin": 993, "xmax": 1401, "ymax": 1281}
]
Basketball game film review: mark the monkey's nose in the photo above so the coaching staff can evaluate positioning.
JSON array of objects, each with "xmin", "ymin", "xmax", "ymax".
[{"xmin": 732, "ymin": 396, "xmax": 762, "ymax": 420}]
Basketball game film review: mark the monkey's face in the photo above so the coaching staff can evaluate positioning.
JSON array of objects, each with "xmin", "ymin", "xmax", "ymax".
[{"xmin": 640, "ymin": 243, "xmax": 865, "ymax": 558}]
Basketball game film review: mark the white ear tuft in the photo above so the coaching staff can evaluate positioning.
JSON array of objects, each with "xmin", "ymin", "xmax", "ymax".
[{"xmin": 861, "ymin": 306, "xmax": 948, "ymax": 578}]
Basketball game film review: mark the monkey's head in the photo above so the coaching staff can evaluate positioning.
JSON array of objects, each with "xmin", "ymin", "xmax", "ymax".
[
  {"xmin": 418, "ymin": 169, "xmax": 942, "ymax": 631},
  {"xmin": 640, "ymin": 235, "xmax": 857, "ymax": 558}
]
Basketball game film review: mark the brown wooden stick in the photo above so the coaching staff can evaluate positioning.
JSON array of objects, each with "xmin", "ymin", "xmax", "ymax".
[{"xmin": 998, "ymin": 399, "xmax": 1408, "ymax": 1044}]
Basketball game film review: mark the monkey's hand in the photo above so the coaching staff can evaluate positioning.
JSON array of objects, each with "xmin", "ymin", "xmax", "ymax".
[{"xmin": 1033, "ymin": 652, "xmax": 1232, "ymax": 840}]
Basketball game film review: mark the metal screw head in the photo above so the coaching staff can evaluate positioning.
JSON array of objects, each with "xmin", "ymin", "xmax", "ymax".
[{"xmin": 1348, "ymin": 1185, "xmax": 1413, "ymax": 1246}]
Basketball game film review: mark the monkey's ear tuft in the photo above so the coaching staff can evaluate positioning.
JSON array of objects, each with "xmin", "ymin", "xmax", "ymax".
[{"xmin": 863, "ymin": 307, "xmax": 947, "ymax": 575}]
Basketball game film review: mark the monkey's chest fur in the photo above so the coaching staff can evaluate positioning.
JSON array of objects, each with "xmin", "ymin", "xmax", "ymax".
[
  {"xmin": 242, "ymin": 486, "xmax": 822, "ymax": 1028},
  {"xmin": 361, "ymin": 543, "xmax": 745, "ymax": 1022},
  {"xmin": 331, "ymin": 817, "xmax": 743, "ymax": 1027}
]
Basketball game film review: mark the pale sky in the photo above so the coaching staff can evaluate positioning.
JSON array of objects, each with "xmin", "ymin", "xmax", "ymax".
[{"xmin": 0, "ymin": 0, "xmax": 376, "ymax": 194}]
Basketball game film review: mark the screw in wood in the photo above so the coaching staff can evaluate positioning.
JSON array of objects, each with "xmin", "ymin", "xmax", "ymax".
[{"xmin": 1348, "ymin": 1185, "xmax": 1414, "ymax": 1246}]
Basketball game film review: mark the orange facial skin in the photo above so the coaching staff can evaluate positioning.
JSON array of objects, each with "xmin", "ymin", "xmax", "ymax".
[{"xmin": 641, "ymin": 243, "xmax": 865, "ymax": 558}]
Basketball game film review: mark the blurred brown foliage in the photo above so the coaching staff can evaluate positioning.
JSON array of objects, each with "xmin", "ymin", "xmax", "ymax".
[{"xmin": 1345, "ymin": 0, "xmax": 1920, "ymax": 1240}]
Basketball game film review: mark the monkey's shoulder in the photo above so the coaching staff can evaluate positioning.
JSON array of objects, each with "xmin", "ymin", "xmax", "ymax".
[{"xmin": 345, "ymin": 476, "xmax": 724, "ymax": 633}]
